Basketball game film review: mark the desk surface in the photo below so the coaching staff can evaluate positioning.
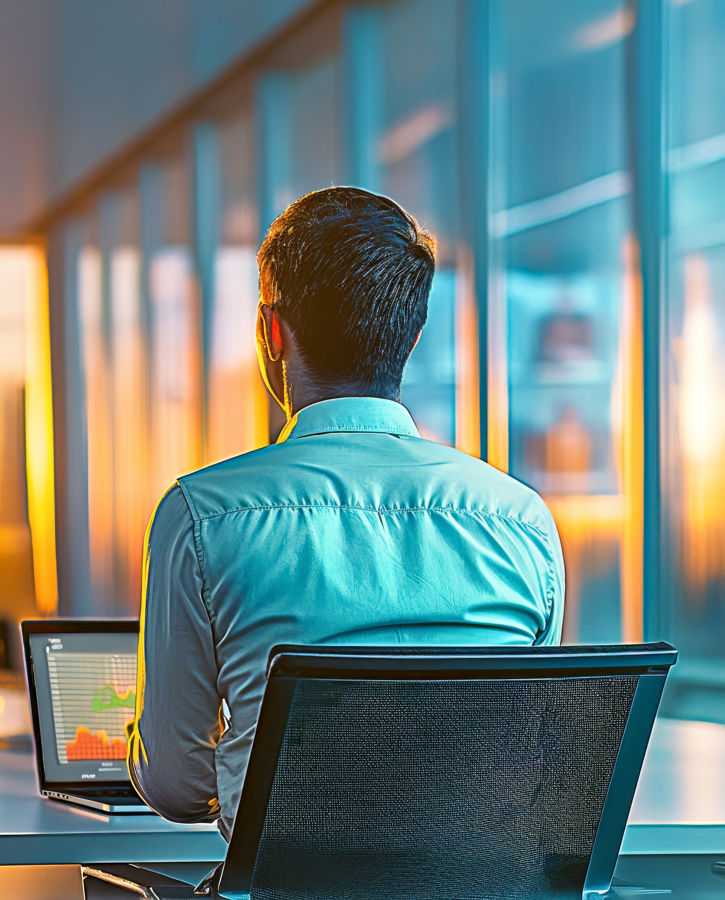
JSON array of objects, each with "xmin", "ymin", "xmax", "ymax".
[
  {"xmin": 0, "ymin": 749, "xmax": 227, "ymax": 865},
  {"xmin": 0, "ymin": 716, "xmax": 723, "ymax": 865},
  {"xmin": 623, "ymin": 716, "xmax": 725, "ymax": 855}
]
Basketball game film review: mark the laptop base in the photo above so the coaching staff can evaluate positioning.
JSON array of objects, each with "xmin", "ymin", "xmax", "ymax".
[{"xmin": 43, "ymin": 790, "xmax": 154, "ymax": 814}]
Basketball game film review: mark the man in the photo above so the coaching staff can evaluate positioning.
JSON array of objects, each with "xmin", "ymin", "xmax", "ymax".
[{"xmin": 127, "ymin": 187, "xmax": 564, "ymax": 839}]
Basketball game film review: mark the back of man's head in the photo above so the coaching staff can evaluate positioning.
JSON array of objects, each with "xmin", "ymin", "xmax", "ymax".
[{"xmin": 257, "ymin": 186, "xmax": 436, "ymax": 397}]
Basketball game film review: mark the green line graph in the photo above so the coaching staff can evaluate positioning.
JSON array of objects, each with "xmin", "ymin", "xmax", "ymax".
[{"xmin": 91, "ymin": 683, "xmax": 136, "ymax": 713}]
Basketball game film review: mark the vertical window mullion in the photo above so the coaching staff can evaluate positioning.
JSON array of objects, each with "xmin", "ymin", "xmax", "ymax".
[{"xmin": 629, "ymin": 0, "xmax": 667, "ymax": 641}]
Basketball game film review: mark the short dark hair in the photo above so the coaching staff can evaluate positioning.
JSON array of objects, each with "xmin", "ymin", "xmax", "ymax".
[{"xmin": 257, "ymin": 186, "xmax": 436, "ymax": 395}]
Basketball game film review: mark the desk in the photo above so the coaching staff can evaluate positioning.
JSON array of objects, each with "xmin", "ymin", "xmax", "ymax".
[
  {"xmin": 0, "ymin": 748, "xmax": 227, "ymax": 865},
  {"xmin": 0, "ymin": 717, "xmax": 723, "ymax": 882}
]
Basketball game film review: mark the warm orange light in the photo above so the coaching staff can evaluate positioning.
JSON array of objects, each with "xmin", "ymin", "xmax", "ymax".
[
  {"xmin": 455, "ymin": 248, "xmax": 481, "ymax": 458},
  {"xmin": 614, "ymin": 235, "xmax": 644, "ymax": 642},
  {"xmin": 23, "ymin": 245, "xmax": 59, "ymax": 615},
  {"xmin": 486, "ymin": 266, "xmax": 508, "ymax": 471}
]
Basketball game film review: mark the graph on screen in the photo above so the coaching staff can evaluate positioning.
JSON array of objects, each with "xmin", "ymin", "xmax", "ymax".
[{"xmin": 46, "ymin": 650, "xmax": 136, "ymax": 763}]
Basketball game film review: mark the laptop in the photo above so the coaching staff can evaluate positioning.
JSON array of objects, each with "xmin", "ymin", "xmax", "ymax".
[{"xmin": 22, "ymin": 619, "xmax": 153, "ymax": 814}]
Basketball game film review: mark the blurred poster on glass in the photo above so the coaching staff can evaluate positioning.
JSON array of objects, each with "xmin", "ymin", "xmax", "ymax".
[{"xmin": 490, "ymin": 0, "xmax": 640, "ymax": 643}]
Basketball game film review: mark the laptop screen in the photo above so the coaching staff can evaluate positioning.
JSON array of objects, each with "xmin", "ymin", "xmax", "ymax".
[{"xmin": 27, "ymin": 627, "xmax": 138, "ymax": 785}]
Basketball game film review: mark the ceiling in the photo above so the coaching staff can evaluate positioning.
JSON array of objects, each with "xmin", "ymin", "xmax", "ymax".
[{"xmin": 0, "ymin": 0, "xmax": 308, "ymax": 238}]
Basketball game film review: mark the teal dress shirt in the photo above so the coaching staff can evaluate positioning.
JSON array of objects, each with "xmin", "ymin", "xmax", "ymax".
[{"xmin": 127, "ymin": 397, "xmax": 565, "ymax": 837}]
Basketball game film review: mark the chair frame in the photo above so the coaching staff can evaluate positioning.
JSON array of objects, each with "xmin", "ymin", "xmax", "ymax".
[{"xmin": 218, "ymin": 642, "xmax": 677, "ymax": 899}]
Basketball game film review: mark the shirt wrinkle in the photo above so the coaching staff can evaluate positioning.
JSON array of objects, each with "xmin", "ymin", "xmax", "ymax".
[{"xmin": 186, "ymin": 501, "xmax": 552, "ymax": 539}]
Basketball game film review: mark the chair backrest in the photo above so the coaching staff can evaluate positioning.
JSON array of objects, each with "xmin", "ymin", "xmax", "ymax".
[{"xmin": 219, "ymin": 643, "xmax": 677, "ymax": 900}]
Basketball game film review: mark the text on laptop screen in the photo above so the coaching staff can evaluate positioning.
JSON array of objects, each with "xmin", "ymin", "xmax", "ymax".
[{"xmin": 29, "ymin": 632, "xmax": 138, "ymax": 783}]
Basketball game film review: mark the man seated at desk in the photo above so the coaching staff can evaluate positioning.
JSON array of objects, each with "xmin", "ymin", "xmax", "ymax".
[{"xmin": 126, "ymin": 186, "xmax": 565, "ymax": 838}]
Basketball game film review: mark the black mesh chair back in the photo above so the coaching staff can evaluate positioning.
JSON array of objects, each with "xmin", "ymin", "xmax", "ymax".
[{"xmin": 219, "ymin": 643, "xmax": 676, "ymax": 900}]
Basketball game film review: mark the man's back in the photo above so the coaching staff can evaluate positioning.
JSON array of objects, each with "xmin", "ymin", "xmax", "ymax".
[{"xmin": 128, "ymin": 397, "xmax": 564, "ymax": 836}]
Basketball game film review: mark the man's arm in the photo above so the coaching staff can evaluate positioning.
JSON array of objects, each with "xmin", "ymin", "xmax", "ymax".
[{"xmin": 126, "ymin": 483, "xmax": 222, "ymax": 822}]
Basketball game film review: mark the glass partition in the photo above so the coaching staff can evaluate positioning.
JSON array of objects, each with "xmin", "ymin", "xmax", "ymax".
[
  {"xmin": 490, "ymin": 0, "xmax": 639, "ymax": 642},
  {"xmin": 662, "ymin": 0, "xmax": 725, "ymax": 719}
]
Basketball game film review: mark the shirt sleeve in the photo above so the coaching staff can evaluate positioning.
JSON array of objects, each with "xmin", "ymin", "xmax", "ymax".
[
  {"xmin": 533, "ymin": 502, "xmax": 566, "ymax": 646},
  {"xmin": 126, "ymin": 482, "xmax": 223, "ymax": 823}
]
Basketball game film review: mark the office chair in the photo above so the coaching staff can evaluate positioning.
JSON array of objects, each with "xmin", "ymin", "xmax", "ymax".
[{"xmin": 211, "ymin": 642, "xmax": 676, "ymax": 900}]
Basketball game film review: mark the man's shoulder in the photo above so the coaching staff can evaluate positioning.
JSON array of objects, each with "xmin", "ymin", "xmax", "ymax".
[
  {"xmin": 174, "ymin": 441, "xmax": 294, "ymax": 520},
  {"xmin": 407, "ymin": 438, "xmax": 555, "ymax": 536},
  {"xmin": 174, "ymin": 434, "xmax": 552, "ymax": 538}
]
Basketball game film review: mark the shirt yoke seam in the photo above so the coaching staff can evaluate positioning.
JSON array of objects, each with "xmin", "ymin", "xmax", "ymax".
[
  {"xmin": 176, "ymin": 478, "xmax": 201, "ymax": 519},
  {"xmin": 192, "ymin": 501, "xmax": 550, "ymax": 540}
]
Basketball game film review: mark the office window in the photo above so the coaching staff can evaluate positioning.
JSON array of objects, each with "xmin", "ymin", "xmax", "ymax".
[
  {"xmin": 207, "ymin": 109, "xmax": 268, "ymax": 462},
  {"xmin": 490, "ymin": 0, "xmax": 639, "ymax": 642},
  {"xmin": 663, "ymin": 0, "xmax": 725, "ymax": 718}
]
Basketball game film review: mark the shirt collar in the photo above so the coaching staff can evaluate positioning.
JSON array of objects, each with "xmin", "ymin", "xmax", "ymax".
[{"xmin": 277, "ymin": 397, "xmax": 420, "ymax": 443}]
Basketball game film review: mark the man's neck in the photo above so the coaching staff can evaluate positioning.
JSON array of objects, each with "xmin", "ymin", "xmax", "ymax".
[{"xmin": 288, "ymin": 380, "xmax": 401, "ymax": 416}]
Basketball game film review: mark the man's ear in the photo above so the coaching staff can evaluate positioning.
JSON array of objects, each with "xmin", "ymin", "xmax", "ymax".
[
  {"xmin": 411, "ymin": 330, "xmax": 423, "ymax": 353},
  {"xmin": 258, "ymin": 304, "xmax": 283, "ymax": 362}
]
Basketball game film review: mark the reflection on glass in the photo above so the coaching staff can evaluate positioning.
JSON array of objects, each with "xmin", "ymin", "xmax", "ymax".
[{"xmin": 492, "ymin": 0, "xmax": 639, "ymax": 642}]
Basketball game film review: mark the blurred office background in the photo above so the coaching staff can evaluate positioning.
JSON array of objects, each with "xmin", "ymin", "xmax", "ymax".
[{"xmin": 0, "ymin": 0, "xmax": 723, "ymax": 722}]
